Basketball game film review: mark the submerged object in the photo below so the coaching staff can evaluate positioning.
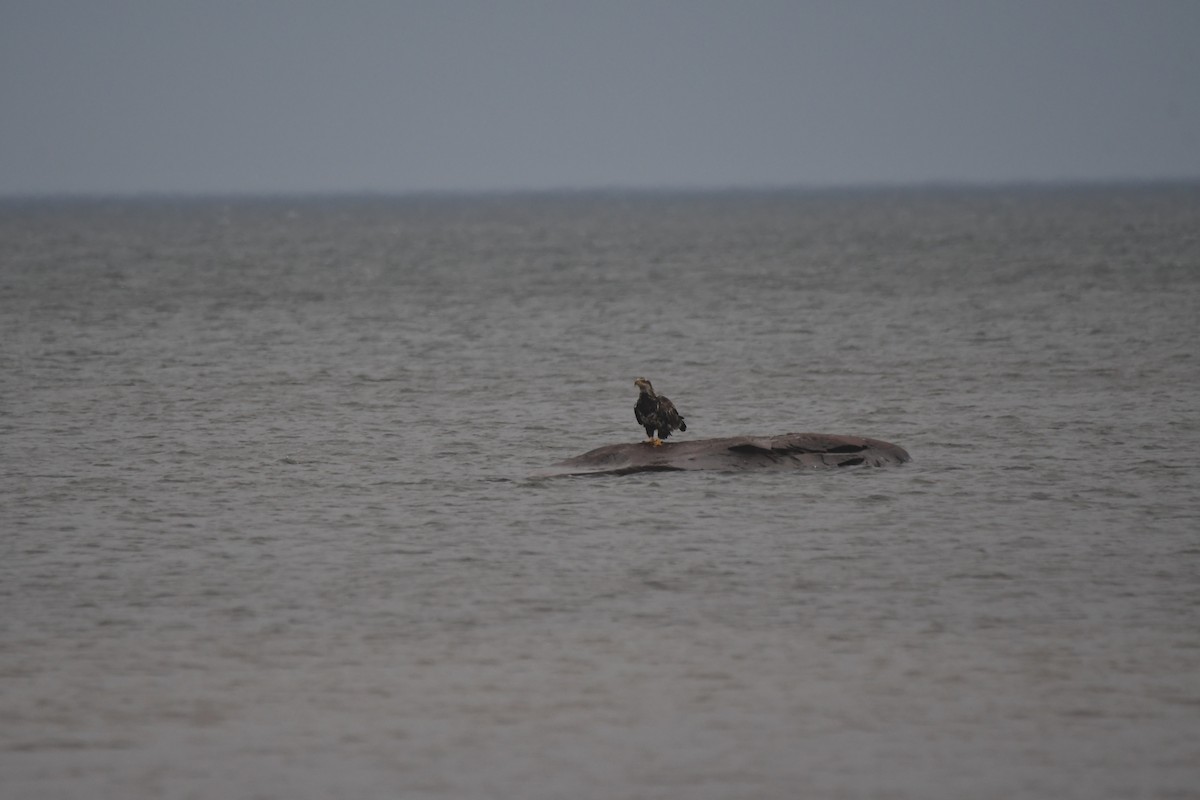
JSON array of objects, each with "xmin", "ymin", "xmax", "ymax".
[{"xmin": 547, "ymin": 432, "xmax": 910, "ymax": 477}]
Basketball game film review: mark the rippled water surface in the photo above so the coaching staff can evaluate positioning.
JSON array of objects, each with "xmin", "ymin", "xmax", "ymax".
[{"xmin": 3, "ymin": 187, "xmax": 1199, "ymax": 799}]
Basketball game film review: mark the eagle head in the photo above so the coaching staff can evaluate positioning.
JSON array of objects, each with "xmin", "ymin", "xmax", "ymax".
[{"xmin": 634, "ymin": 377, "xmax": 655, "ymax": 396}]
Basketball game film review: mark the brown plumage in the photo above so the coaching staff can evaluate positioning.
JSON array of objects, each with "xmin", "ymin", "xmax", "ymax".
[{"xmin": 633, "ymin": 378, "xmax": 687, "ymax": 445}]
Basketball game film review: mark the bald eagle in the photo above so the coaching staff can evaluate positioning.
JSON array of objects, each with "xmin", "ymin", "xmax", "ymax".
[{"xmin": 634, "ymin": 377, "xmax": 687, "ymax": 446}]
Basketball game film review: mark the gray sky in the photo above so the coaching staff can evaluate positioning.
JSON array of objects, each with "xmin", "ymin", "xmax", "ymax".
[{"xmin": 2, "ymin": 1, "xmax": 1198, "ymax": 194}]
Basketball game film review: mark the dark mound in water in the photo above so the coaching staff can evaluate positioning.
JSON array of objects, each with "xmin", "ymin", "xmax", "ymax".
[{"xmin": 546, "ymin": 433, "xmax": 910, "ymax": 476}]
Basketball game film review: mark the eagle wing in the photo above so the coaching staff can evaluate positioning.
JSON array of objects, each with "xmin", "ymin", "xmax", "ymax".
[{"xmin": 657, "ymin": 395, "xmax": 686, "ymax": 433}]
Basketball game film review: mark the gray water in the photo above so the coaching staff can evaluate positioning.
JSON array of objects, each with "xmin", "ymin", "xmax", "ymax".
[{"xmin": 2, "ymin": 186, "xmax": 1199, "ymax": 799}]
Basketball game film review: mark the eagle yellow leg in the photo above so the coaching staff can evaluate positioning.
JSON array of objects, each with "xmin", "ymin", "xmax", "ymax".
[{"xmin": 648, "ymin": 437, "xmax": 663, "ymax": 447}]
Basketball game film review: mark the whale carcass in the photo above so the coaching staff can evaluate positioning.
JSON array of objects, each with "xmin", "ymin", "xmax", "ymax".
[{"xmin": 546, "ymin": 432, "xmax": 910, "ymax": 477}]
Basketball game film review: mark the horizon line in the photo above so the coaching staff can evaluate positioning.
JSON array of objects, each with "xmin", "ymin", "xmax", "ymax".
[{"xmin": 3, "ymin": 176, "xmax": 1199, "ymax": 202}]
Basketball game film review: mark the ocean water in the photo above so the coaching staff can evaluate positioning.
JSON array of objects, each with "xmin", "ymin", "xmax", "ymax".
[{"xmin": 2, "ymin": 186, "xmax": 1198, "ymax": 799}]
